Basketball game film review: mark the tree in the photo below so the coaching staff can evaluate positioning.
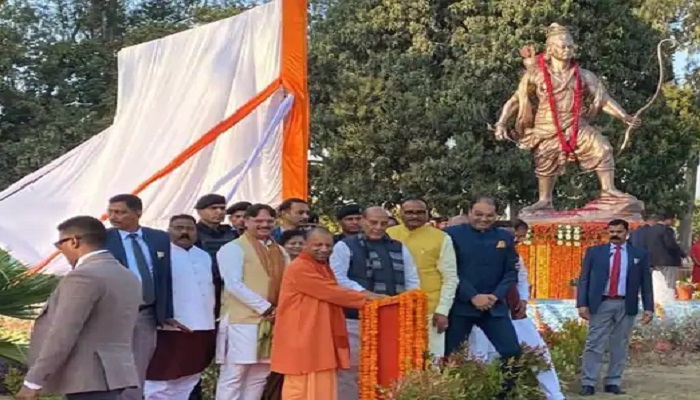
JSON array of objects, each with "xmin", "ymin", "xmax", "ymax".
[{"xmin": 309, "ymin": 0, "xmax": 697, "ymax": 217}]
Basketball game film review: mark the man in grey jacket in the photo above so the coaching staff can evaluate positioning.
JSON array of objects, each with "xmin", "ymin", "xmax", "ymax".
[{"xmin": 17, "ymin": 216, "xmax": 141, "ymax": 400}]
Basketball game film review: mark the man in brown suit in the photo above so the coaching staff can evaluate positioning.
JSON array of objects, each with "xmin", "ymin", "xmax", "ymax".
[{"xmin": 16, "ymin": 216, "xmax": 142, "ymax": 400}]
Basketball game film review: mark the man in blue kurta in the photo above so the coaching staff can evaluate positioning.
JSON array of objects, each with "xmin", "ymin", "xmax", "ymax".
[{"xmin": 444, "ymin": 196, "xmax": 521, "ymax": 397}]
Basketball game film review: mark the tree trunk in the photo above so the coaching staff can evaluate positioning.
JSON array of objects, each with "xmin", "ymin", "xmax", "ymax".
[{"xmin": 679, "ymin": 153, "xmax": 698, "ymax": 251}]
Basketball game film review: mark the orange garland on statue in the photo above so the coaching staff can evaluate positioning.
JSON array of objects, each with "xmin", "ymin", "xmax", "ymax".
[{"xmin": 358, "ymin": 290, "xmax": 428, "ymax": 400}]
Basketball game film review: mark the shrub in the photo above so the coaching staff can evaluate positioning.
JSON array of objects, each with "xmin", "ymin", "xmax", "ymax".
[{"xmin": 384, "ymin": 344, "xmax": 549, "ymax": 399}]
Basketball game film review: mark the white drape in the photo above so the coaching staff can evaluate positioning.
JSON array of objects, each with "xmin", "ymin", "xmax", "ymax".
[{"xmin": 0, "ymin": 1, "xmax": 287, "ymax": 273}]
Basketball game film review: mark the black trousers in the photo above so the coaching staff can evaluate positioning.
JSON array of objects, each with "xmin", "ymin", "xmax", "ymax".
[
  {"xmin": 188, "ymin": 381, "xmax": 203, "ymax": 400},
  {"xmin": 65, "ymin": 390, "xmax": 122, "ymax": 400}
]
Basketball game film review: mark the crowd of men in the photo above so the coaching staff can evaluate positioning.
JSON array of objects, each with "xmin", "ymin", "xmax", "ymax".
[{"xmin": 15, "ymin": 193, "xmax": 658, "ymax": 400}]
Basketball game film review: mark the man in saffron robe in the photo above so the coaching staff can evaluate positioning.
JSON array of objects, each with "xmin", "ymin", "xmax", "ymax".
[
  {"xmin": 271, "ymin": 227, "xmax": 381, "ymax": 400},
  {"xmin": 387, "ymin": 198, "xmax": 458, "ymax": 358}
]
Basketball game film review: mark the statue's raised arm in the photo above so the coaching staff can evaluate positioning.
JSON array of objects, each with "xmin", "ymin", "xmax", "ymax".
[{"xmin": 494, "ymin": 23, "xmax": 644, "ymax": 219}]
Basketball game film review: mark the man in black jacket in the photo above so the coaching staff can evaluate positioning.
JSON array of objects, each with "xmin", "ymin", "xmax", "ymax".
[
  {"xmin": 193, "ymin": 194, "xmax": 238, "ymax": 400},
  {"xmin": 641, "ymin": 213, "xmax": 686, "ymax": 305}
]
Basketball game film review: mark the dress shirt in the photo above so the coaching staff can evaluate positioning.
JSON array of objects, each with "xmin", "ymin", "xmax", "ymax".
[
  {"xmin": 24, "ymin": 249, "xmax": 109, "ymax": 390},
  {"xmin": 216, "ymin": 239, "xmax": 290, "ymax": 315},
  {"xmin": 516, "ymin": 255, "xmax": 529, "ymax": 301},
  {"xmin": 168, "ymin": 244, "xmax": 215, "ymax": 331},
  {"xmin": 435, "ymin": 235, "xmax": 459, "ymax": 316},
  {"xmin": 118, "ymin": 229, "xmax": 154, "ymax": 282},
  {"xmin": 604, "ymin": 243, "xmax": 628, "ymax": 296},
  {"xmin": 329, "ymin": 241, "xmax": 421, "ymax": 292}
]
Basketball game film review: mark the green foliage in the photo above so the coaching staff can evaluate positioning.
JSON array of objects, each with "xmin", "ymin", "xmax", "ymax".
[
  {"xmin": 0, "ymin": 252, "xmax": 58, "ymax": 364},
  {"xmin": 0, "ymin": 253, "xmax": 59, "ymax": 321},
  {"xmin": 386, "ymin": 345, "xmax": 549, "ymax": 399},
  {"xmin": 2, "ymin": 366, "xmax": 61, "ymax": 399},
  {"xmin": 309, "ymin": 0, "xmax": 699, "ymax": 216}
]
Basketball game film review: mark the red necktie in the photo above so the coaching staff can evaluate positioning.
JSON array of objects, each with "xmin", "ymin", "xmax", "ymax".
[{"xmin": 609, "ymin": 245, "xmax": 622, "ymax": 297}]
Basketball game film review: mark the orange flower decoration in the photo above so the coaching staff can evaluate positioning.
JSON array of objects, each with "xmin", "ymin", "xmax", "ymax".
[{"xmin": 358, "ymin": 290, "xmax": 428, "ymax": 400}]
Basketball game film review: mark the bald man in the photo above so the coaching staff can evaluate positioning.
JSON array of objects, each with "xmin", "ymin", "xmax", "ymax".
[
  {"xmin": 272, "ymin": 228, "xmax": 381, "ymax": 400},
  {"xmin": 329, "ymin": 206, "xmax": 421, "ymax": 400}
]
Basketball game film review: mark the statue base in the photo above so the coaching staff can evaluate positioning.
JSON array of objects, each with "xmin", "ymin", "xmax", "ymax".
[
  {"xmin": 519, "ymin": 195, "xmax": 644, "ymax": 224},
  {"xmin": 515, "ymin": 196, "xmax": 644, "ymax": 299}
]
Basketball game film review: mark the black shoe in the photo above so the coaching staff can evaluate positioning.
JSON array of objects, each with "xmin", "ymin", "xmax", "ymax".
[
  {"xmin": 579, "ymin": 385, "xmax": 595, "ymax": 396},
  {"xmin": 604, "ymin": 385, "xmax": 626, "ymax": 394}
]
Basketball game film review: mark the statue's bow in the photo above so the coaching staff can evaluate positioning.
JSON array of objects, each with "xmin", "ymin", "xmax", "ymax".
[{"xmin": 619, "ymin": 38, "xmax": 678, "ymax": 153}]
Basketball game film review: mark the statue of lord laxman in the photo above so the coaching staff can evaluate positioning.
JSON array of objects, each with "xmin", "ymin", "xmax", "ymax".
[{"xmin": 494, "ymin": 23, "xmax": 644, "ymax": 219}]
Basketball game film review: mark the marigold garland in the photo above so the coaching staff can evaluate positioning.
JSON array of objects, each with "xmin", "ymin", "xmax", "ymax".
[
  {"xmin": 517, "ymin": 222, "xmax": 641, "ymax": 299},
  {"xmin": 358, "ymin": 290, "xmax": 428, "ymax": 400}
]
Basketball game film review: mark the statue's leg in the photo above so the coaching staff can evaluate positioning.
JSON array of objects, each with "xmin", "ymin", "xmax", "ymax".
[
  {"xmin": 523, "ymin": 146, "xmax": 559, "ymax": 211},
  {"xmin": 576, "ymin": 126, "xmax": 632, "ymax": 199}
]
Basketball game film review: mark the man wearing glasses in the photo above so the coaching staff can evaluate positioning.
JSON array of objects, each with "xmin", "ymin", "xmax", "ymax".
[
  {"xmin": 387, "ymin": 198, "xmax": 459, "ymax": 358},
  {"xmin": 17, "ymin": 216, "xmax": 141, "ymax": 400}
]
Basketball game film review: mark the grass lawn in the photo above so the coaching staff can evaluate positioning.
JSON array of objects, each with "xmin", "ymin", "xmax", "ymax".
[
  {"xmin": 2, "ymin": 362, "xmax": 699, "ymax": 399},
  {"xmin": 566, "ymin": 362, "xmax": 700, "ymax": 399}
]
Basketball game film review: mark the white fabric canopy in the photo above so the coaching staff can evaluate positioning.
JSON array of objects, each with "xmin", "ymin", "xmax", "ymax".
[{"xmin": 0, "ymin": 0, "xmax": 290, "ymax": 273}]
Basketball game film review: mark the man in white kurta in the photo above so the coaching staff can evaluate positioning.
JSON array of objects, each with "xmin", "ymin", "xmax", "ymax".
[
  {"xmin": 145, "ymin": 215, "xmax": 216, "ymax": 400},
  {"xmin": 214, "ymin": 204, "xmax": 289, "ymax": 400},
  {"xmin": 469, "ymin": 254, "xmax": 566, "ymax": 400}
]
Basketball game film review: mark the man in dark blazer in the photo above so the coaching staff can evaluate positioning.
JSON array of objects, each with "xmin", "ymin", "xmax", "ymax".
[
  {"xmin": 576, "ymin": 219, "xmax": 653, "ymax": 396},
  {"xmin": 640, "ymin": 213, "xmax": 685, "ymax": 304},
  {"xmin": 105, "ymin": 194, "xmax": 179, "ymax": 400},
  {"xmin": 444, "ymin": 196, "xmax": 520, "ymax": 399}
]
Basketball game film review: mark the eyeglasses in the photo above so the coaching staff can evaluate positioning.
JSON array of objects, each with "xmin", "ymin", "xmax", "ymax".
[{"xmin": 53, "ymin": 236, "xmax": 80, "ymax": 249}]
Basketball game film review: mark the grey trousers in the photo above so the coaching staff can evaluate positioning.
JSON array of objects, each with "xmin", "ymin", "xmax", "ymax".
[
  {"xmin": 66, "ymin": 390, "xmax": 122, "ymax": 400},
  {"xmin": 580, "ymin": 299, "xmax": 636, "ymax": 387},
  {"xmin": 120, "ymin": 309, "xmax": 157, "ymax": 400}
]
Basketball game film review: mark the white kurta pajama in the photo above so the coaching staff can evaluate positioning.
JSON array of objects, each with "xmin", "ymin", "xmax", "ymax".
[
  {"xmin": 145, "ymin": 244, "xmax": 216, "ymax": 400},
  {"xmin": 214, "ymin": 240, "xmax": 289, "ymax": 400},
  {"xmin": 468, "ymin": 256, "xmax": 566, "ymax": 400}
]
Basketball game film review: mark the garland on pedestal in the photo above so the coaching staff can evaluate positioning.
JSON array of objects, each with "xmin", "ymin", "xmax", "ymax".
[
  {"xmin": 518, "ymin": 222, "xmax": 641, "ymax": 299},
  {"xmin": 358, "ymin": 290, "xmax": 428, "ymax": 400}
]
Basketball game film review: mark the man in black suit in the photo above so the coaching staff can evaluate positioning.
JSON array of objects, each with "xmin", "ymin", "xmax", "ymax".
[
  {"xmin": 577, "ymin": 219, "xmax": 654, "ymax": 396},
  {"xmin": 104, "ymin": 194, "xmax": 179, "ymax": 400},
  {"xmin": 628, "ymin": 212, "xmax": 657, "ymax": 248},
  {"xmin": 641, "ymin": 213, "xmax": 686, "ymax": 304}
]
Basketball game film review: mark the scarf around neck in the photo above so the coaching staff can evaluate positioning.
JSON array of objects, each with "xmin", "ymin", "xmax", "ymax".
[{"xmin": 243, "ymin": 231, "xmax": 286, "ymax": 306}]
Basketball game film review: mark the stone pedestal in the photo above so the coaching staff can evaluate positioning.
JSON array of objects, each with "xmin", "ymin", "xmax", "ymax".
[{"xmin": 515, "ymin": 196, "xmax": 643, "ymax": 299}]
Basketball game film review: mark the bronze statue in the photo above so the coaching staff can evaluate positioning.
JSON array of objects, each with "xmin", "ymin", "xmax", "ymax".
[{"xmin": 494, "ymin": 23, "xmax": 644, "ymax": 217}]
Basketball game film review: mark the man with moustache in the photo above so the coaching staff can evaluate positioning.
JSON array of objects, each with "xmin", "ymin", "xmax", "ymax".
[
  {"xmin": 577, "ymin": 219, "xmax": 653, "ymax": 396},
  {"xmin": 271, "ymin": 198, "xmax": 310, "ymax": 243},
  {"xmin": 215, "ymin": 204, "xmax": 289, "ymax": 400},
  {"xmin": 443, "ymin": 196, "xmax": 521, "ymax": 400},
  {"xmin": 16, "ymin": 216, "xmax": 140, "ymax": 400},
  {"xmin": 330, "ymin": 206, "xmax": 421, "ymax": 400},
  {"xmin": 104, "ymin": 194, "xmax": 181, "ymax": 400},
  {"xmin": 333, "ymin": 204, "xmax": 363, "ymax": 243},
  {"xmin": 271, "ymin": 227, "xmax": 382, "ymax": 400},
  {"xmin": 145, "ymin": 215, "xmax": 216, "ymax": 400},
  {"xmin": 387, "ymin": 198, "xmax": 458, "ymax": 358}
]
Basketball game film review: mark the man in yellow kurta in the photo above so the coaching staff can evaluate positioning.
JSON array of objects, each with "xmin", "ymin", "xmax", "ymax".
[{"xmin": 387, "ymin": 198, "xmax": 459, "ymax": 357}]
